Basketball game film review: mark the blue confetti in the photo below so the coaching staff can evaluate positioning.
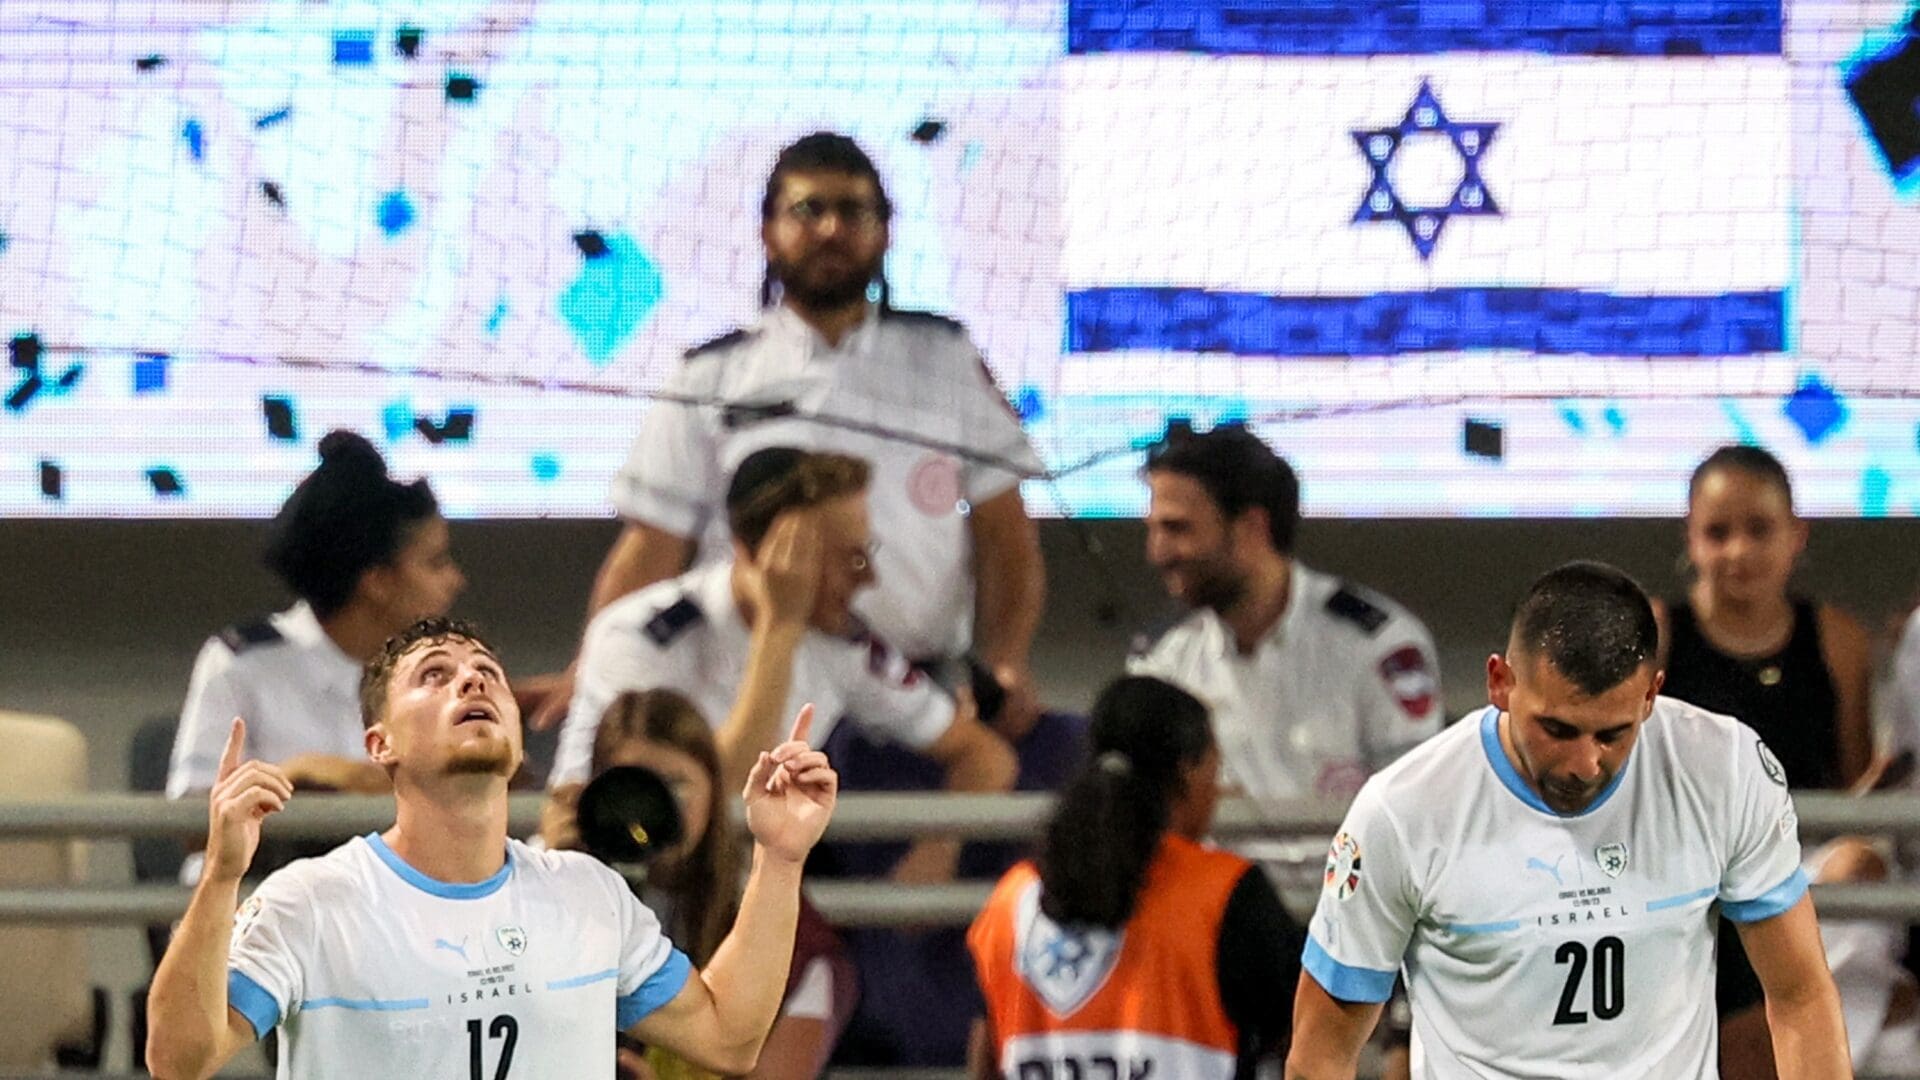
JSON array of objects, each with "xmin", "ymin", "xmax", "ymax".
[
  {"xmin": 531, "ymin": 453, "xmax": 561, "ymax": 482},
  {"xmin": 486, "ymin": 298, "xmax": 509, "ymax": 336},
  {"xmin": 1556, "ymin": 403, "xmax": 1587, "ymax": 435},
  {"xmin": 182, "ymin": 119, "xmax": 204, "ymax": 161},
  {"xmin": 333, "ymin": 32, "xmax": 375, "ymax": 66},
  {"xmin": 0, "ymin": 231, "xmax": 9, "ymax": 254},
  {"xmin": 1861, "ymin": 465, "xmax": 1893, "ymax": 516},
  {"xmin": 446, "ymin": 73, "xmax": 480, "ymax": 101},
  {"xmin": 255, "ymin": 105, "xmax": 293, "ymax": 129},
  {"xmin": 1600, "ymin": 405, "xmax": 1627, "ymax": 435},
  {"xmin": 1783, "ymin": 376, "xmax": 1849, "ymax": 445},
  {"xmin": 133, "ymin": 353, "xmax": 169, "ymax": 394},
  {"xmin": 1015, "ymin": 386, "xmax": 1045, "ymax": 423},
  {"xmin": 44, "ymin": 362, "xmax": 84, "ymax": 397},
  {"xmin": 558, "ymin": 233, "xmax": 664, "ymax": 365},
  {"xmin": 146, "ymin": 467, "xmax": 185, "ymax": 496},
  {"xmin": 377, "ymin": 191, "xmax": 416, "ymax": 237},
  {"xmin": 1719, "ymin": 399, "xmax": 1761, "ymax": 445},
  {"xmin": 382, "ymin": 399, "xmax": 413, "ymax": 441}
]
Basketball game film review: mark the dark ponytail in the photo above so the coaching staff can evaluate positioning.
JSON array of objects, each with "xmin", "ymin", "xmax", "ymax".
[{"xmin": 1038, "ymin": 677, "xmax": 1213, "ymax": 930}]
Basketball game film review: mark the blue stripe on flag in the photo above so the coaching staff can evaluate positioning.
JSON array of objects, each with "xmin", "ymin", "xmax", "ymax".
[
  {"xmin": 1066, "ymin": 288, "xmax": 1786, "ymax": 357},
  {"xmin": 1067, "ymin": 0, "xmax": 1783, "ymax": 57}
]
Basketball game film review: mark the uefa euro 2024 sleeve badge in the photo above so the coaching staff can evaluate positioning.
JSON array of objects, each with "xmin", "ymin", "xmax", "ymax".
[{"xmin": 1325, "ymin": 833, "xmax": 1363, "ymax": 900}]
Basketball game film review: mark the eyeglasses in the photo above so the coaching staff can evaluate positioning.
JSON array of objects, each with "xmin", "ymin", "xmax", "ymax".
[{"xmin": 781, "ymin": 197, "xmax": 887, "ymax": 231}]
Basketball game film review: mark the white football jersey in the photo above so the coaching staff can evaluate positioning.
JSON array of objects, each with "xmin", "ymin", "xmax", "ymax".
[
  {"xmin": 227, "ymin": 834, "xmax": 690, "ymax": 1079},
  {"xmin": 1305, "ymin": 697, "xmax": 1806, "ymax": 1080}
]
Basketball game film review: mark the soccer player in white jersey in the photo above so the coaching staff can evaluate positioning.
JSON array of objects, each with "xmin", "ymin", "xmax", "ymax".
[
  {"xmin": 146, "ymin": 616, "xmax": 836, "ymax": 1079},
  {"xmin": 1286, "ymin": 562, "xmax": 1849, "ymax": 1080}
]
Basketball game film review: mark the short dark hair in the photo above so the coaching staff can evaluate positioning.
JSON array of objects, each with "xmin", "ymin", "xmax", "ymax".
[
  {"xmin": 359, "ymin": 616, "xmax": 497, "ymax": 729},
  {"xmin": 760, "ymin": 131, "xmax": 893, "ymax": 224},
  {"xmin": 1689, "ymin": 444, "xmax": 1794, "ymax": 511},
  {"xmin": 264, "ymin": 430, "xmax": 439, "ymax": 619},
  {"xmin": 724, "ymin": 447, "xmax": 871, "ymax": 554},
  {"xmin": 1144, "ymin": 421, "xmax": 1300, "ymax": 554},
  {"xmin": 1510, "ymin": 562, "xmax": 1658, "ymax": 696}
]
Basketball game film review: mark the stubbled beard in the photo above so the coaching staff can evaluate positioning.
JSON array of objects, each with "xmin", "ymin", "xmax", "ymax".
[
  {"xmin": 1175, "ymin": 564, "xmax": 1247, "ymax": 615},
  {"xmin": 446, "ymin": 740, "xmax": 515, "ymax": 777},
  {"xmin": 770, "ymin": 251, "xmax": 880, "ymax": 310}
]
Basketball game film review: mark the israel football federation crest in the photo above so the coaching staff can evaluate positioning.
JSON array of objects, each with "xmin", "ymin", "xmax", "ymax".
[
  {"xmin": 1596, "ymin": 842, "xmax": 1629, "ymax": 878},
  {"xmin": 495, "ymin": 925, "xmax": 528, "ymax": 956},
  {"xmin": 1012, "ymin": 881, "xmax": 1122, "ymax": 1016}
]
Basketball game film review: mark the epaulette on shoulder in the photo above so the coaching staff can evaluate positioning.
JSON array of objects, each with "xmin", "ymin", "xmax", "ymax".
[
  {"xmin": 1325, "ymin": 585, "xmax": 1391, "ymax": 636},
  {"xmin": 880, "ymin": 308, "xmax": 967, "ymax": 336},
  {"xmin": 682, "ymin": 328, "xmax": 757, "ymax": 362},
  {"xmin": 217, "ymin": 617, "xmax": 285, "ymax": 655},
  {"xmin": 642, "ymin": 596, "xmax": 705, "ymax": 646}
]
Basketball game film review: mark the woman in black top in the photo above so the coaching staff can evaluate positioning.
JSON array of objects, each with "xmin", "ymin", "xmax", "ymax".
[{"xmin": 1655, "ymin": 445, "xmax": 1874, "ymax": 1080}]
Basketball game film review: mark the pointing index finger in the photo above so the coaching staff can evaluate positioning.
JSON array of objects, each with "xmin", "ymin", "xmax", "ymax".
[
  {"xmin": 788, "ymin": 703, "xmax": 815, "ymax": 745},
  {"xmin": 217, "ymin": 717, "xmax": 246, "ymax": 781}
]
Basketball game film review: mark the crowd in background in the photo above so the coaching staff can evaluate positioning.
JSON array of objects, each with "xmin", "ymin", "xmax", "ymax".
[{"xmin": 142, "ymin": 131, "xmax": 1920, "ymax": 1078}]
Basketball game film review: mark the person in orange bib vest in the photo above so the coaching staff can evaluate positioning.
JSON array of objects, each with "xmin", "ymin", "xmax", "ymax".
[{"xmin": 966, "ymin": 675, "xmax": 1304, "ymax": 1079}]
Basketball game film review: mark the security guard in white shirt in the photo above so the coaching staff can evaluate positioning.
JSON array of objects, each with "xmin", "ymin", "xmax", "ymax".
[
  {"xmin": 1127, "ymin": 423, "xmax": 1442, "ymax": 809},
  {"xmin": 538, "ymin": 132, "xmax": 1047, "ymax": 734},
  {"xmin": 169, "ymin": 431, "xmax": 466, "ymax": 805},
  {"xmin": 552, "ymin": 446, "xmax": 1016, "ymax": 884}
]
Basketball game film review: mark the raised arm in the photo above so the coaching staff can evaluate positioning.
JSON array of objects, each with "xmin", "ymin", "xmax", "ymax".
[
  {"xmin": 147, "ymin": 719, "xmax": 291, "ymax": 1079},
  {"xmin": 628, "ymin": 706, "xmax": 837, "ymax": 1074},
  {"xmin": 714, "ymin": 514, "xmax": 820, "ymax": 792}
]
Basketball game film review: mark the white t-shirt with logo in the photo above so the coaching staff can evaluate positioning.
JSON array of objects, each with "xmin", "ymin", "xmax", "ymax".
[
  {"xmin": 1304, "ymin": 697, "xmax": 1806, "ymax": 1079},
  {"xmin": 550, "ymin": 561, "xmax": 956, "ymax": 787},
  {"xmin": 227, "ymin": 834, "xmax": 689, "ymax": 1079},
  {"xmin": 613, "ymin": 303, "xmax": 1043, "ymax": 661}
]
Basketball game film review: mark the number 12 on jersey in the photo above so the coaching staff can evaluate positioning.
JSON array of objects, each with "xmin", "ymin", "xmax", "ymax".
[
  {"xmin": 1553, "ymin": 937, "xmax": 1625, "ymax": 1025},
  {"xmin": 468, "ymin": 1015, "xmax": 519, "ymax": 1080}
]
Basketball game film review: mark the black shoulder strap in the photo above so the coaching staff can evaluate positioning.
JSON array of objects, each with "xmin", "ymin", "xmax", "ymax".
[
  {"xmin": 683, "ymin": 328, "xmax": 756, "ymax": 362},
  {"xmin": 217, "ymin": 617, "xmax": 285, "ymax": 654},
  {"xmin": 1324, "ymin": 586, "xmax": 1390, "ymax": 636},
  {"xmin": 642, "ymin": 596, "xmax": 705, "ymax": 646}
]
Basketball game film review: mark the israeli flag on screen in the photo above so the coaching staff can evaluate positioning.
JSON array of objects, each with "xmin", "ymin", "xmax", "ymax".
[{"xmin": 1062, "ymin": 0, "xmax": 1790, "ymax": 358}]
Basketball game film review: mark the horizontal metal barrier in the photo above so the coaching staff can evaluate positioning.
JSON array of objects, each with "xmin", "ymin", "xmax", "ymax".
[
  {"xmin": 3, "ymin": 792, "xmax": 1920, "ymax": 927},
  {"xmin": 3, "ymin": 790, "xmax": 1917, "ymax": 841}
]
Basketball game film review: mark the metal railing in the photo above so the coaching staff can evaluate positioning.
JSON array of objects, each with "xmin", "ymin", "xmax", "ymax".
[{"xmin": 3, "ymin": 791, "xmax": 1920, "ymax": 924}]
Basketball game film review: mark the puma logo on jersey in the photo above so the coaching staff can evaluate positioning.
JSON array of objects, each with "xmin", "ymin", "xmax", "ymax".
[
  {"xmin": 1526, "ymin": 855, "xmax": 1565, "ymax": 887},
  {"xmin": 433, "ymin": 936, "xmax": 470, "ymax": 963}
]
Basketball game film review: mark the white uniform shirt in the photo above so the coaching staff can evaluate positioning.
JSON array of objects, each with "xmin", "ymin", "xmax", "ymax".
[
  {"xmin": 169, "ymin": 603, "xmax": 365, "ymax": 798},
  {"xmin": 613, "ymin": 303, "xmax": 1043, "ymax": 661},
  {"xmin": 1127, "ymin": 563, "xmax": 1442, "ymax": 803},
  {"xmin": 1304, "ymin": 697, "xmax": 1807, "ymax": 1080},
  {"xmin": 550, "ymin": 561, "xmax": 956, "ymax": 786},
  {"xmin": 227, "ymin": 834, "xmax": 690, "ymax": 1079}
]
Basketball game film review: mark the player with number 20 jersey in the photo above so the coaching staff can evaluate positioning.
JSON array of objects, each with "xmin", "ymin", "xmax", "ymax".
[{"xmin": 1286, "ymin": 562, "xmax": 1850, "ymax": 1080}]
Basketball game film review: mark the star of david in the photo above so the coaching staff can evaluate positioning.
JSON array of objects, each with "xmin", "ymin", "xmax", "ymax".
[
  {"xmin": 1351, "ymin": 80, "xmax": 1501, "ymax": 260},
  {"xmin": 1043, "ymin": 932, "xmax": 1091, "ymax": 978}
]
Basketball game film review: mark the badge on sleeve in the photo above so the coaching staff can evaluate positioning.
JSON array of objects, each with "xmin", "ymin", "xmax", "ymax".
[
  {"xmin": 1325, "ymin": 833, "xmax": 1363, "ymax": 900},
  {"xmin": 231, "ymin": 894, "xmax": 264, "ymax": 949},
  {"xmin": 1378, "ymin": 646, "xmax": 1436, "ymax": 720},
  {"xmin": 1757, "ymin": 740, "xmax": 1787, "ymax": 787}
]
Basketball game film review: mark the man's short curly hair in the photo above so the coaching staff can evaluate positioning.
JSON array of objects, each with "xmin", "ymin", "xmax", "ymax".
[{"xmin": 359, "ymin": 616, "xmax": 499, "ymax": 729}]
